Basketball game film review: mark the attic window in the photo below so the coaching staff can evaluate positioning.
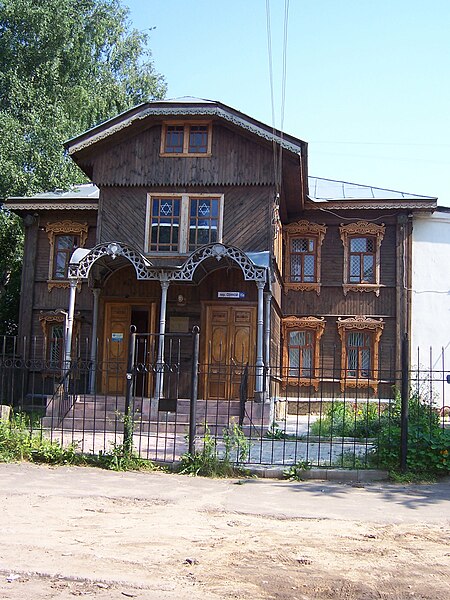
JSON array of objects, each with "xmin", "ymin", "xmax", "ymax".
[{"xmin": 161, "ymin": 122, "xmax": 212, "ymax": 156}]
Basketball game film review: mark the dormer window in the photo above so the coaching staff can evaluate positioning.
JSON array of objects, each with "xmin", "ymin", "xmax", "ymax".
[{"xmin": 161, "ymin": 122, "xmax": 212, "ymax": 156}]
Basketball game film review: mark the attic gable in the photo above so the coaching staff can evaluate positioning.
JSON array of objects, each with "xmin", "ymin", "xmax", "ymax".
[{"xmin": 65, "ymin": 97, "xmax": 306, "ymax": 158}]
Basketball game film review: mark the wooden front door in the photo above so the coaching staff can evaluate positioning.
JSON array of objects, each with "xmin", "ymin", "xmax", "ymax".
[
  {"xmin": 204, "ymin": 304, "xmax": 256, "ymax": 400},
  {"xmin": 102, "ymin": 302, "xmax": 155, "ymax": 395}
]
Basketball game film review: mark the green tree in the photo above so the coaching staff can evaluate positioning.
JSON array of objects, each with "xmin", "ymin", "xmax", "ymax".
[{"xmin": 0, "ymin": 0, "xmax": 166, "ymax": 334}]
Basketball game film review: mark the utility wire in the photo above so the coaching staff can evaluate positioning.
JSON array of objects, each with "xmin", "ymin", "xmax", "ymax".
[{"xmin": 266, "ymin": 0, "xmax": 279, "ymax": 196}]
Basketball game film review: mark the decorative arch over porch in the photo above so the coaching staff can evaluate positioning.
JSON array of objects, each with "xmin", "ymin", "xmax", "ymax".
[
  {"xmin": 171, "ymin": 243, "xmax": 267, "ymax": 283},
  {"xmin": 66, "ymin": 241, "xmax": 270, "ymax": 400},
  {"xmin": 68, "ymin": 241, "xmax": 157, "ymax": 281}
]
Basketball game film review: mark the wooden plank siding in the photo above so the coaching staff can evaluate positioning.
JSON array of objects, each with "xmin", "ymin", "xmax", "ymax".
[
  {"xmin": 18, "ymin": 210, "xmax": 98, "ymax": 352},
  {"xmin": 90, "ymin": 124, "xmax": 278, "ymax": 187},
  {"xmin": 99, "ymin": 185, "xmax": 274, "ymax": 254},
  {"xmin": 280, "ymin": 209, "xmax": 403, "ymax": 383}
]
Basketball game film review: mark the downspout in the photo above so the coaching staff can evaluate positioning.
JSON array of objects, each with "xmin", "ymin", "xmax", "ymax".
[
  {"xmin": 88, "ymin": 287, "xmax": 100, "ymax": 393},
  {"xmin": 154, "ymin": 275, "xmax": 170, "ymax": 400}
]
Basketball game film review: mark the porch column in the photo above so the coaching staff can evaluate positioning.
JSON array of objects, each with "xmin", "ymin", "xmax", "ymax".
[
  {"xmin": 64, "ymin": 279, "xmax": 78, "ymax": 374},
  {"xmin": 154, "ymin": 277, "xmax": 170, "ymax": 400},
  {"xmin": 264, "ymin": 291, "xmax": 272, "ymax": 398},
  {"xmin": 255, "ymin": 280, "xmax": 265, "ymax": 402},
  {"xmin": 88, "ymin": 287, "xmax": 101, "ymax": 393}
]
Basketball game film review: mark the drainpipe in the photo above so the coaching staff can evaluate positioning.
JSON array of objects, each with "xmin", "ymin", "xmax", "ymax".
[
  {"xmin": 154, "ymin": 276, "xmax": 170, "ymax": 400},
  {"xmin": 64, "ymin": 279, "xmax": 78, "ymax": 374},
  {"xmin": 88, "ymin": 287, "xmax": 100, "ymax": 394},
  {"xmin": 264, "ymin": 290, "xmax": 272, "ymax": 399},
  {"xmin": 255, "ymin": 280, "xmax": 265, "ymax": 402}
]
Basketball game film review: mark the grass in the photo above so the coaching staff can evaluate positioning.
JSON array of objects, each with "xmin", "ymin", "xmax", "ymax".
[{"xmin": 0, "ymin": 412, "xmax": 157, "ymax": 472}]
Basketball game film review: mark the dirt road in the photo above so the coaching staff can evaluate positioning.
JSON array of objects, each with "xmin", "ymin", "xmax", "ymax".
[{"xmin": 0, "ymin": 463, "xmax": 449, "ymax": 599}]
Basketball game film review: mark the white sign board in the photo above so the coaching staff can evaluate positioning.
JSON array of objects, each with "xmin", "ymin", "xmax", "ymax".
[{"xmin": 217, "ymin": 291, "xmax": 245, "ymax": 299}]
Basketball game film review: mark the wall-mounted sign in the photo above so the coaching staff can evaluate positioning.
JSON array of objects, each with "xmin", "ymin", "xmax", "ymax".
[
  {"xmin": 217, "ymin": 291, "xmax": 245, "ymax": 299},
  {"xmin": 169, "ymin": 316, "xmax": 190, "ymax": 333},
  {"xmin": 111, "ymin": 333, "xmax": 124, "ymax": 342}
]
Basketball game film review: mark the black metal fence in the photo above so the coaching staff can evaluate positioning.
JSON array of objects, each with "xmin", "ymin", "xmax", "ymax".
[{"xmin": 0, "ymin": 333, "xmax": 449, "ymax": 470}]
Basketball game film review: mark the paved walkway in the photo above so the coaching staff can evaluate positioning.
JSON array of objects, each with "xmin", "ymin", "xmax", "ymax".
[{"xmin": 0, "ymin": 462, "xmax": 449, "ymax": 524}]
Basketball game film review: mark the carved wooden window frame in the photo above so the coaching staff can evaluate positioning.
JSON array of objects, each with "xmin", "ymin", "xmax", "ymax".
[
  {"xmin": 282, "ymin": 316, "xmax": 325, "ymax": 390},
  {"xmin": 337, "ymin": 316, "xmax": 384, "ymax": 393},
  {"xmin": 160, "ymin": 121, "xmax": 212, "ymax": 157},
  {"xmin": 39, "ymin": 312, "xmax": 81, "ymax": 369},
  {"xmin": 284, "ymin": 221, "xmax": 326, "ymax": 295},
  {"xmin": 339, "ymin": 221, "xmax": 385, "ymax": 296},
  {"xmin": 46, "ymin": 221, "xmax": 88, "ymax": 291}
]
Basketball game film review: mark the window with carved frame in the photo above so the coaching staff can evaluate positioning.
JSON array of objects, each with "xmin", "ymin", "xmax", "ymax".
[
  {"xmin": 146, "ymin": 194, "xmax": 223, "ymax": 254},
  {"xmin": 284, "ymin": 221, "xmax": 326, "ymax": 295},
  {"xmin": 339, "ymin": 221, "xmax": 385, "ymax": 296},
  {"xmin": 39, "ymin": 312, "xmax": 81, "ymax": 370},
  {"xmin": 160, "ymin": 122, "xmax": 212, "ymax": 156},
  {"xmin": 337, "ymin": 316, "xmax": 384, "ymax": 393},
  {"xmin": 46, "ymin": 221, "xmax": 88, "ymax": 291},
  {"xmin": 282, "ymin": 316, "xmax": 325, "ymax": 390}
]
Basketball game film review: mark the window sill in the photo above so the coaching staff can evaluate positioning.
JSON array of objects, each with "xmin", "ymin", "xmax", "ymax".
[
  {"xmin": 284, "ymin": 282, "xmax": 321, "ymax": 295},
  {"xmin": 340, "ymin": 378, "xmax": 379, "ymax": 393},
  {"xmin": 342, "ymin": 283, "xmax": 381, "ymax": 297},
  {"xmin": 282, "ymin": 378, "xmax": 321, "ymax": 391},
  {"xmin": 47, "ymin": 280, "xmax": 82, "ymax": 292},
  {"xmin": 159, "ymin": 152, "xmax": 212, "ymax": 158}
]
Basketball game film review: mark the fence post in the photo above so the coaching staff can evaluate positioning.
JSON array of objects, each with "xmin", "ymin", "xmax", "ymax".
[
  {"xmin": 188, "ymin": 326, "xmax": 200, "ymax": 455},
  {"xmin": 123, "ymin": 326, "xmax": 137, "ymax": 457},
  {"xmin": 400, "ymin": 333, "xmax": 409, "ymax": 472}
]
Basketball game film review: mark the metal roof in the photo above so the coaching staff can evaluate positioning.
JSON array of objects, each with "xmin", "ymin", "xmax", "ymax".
[
  {"xmin": 7, "ymin": 183, "xmax": 99, "ymax": 201},
  {"xmin": 308, "ymin": 176, "xmax": 436, "ymax": 202}
]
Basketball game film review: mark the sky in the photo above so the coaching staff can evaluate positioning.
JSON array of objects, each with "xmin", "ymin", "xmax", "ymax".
[{"xmin": 123, "ymin": 0, "xmax": 450, "ymax": 206}]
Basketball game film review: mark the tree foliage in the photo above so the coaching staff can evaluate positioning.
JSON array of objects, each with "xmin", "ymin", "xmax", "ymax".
[{"xmin": 0, "ymin": 0, "xmax": 166, "ymax": 333}]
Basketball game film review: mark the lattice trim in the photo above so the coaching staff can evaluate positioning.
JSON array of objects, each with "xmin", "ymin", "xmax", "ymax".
[
  {"xmin": 69, "ymin": 242, "xmax": 156, "ymax": 280},
  {"xmin": 69, "ymin": 242, "xmax": 267, "ymax": 284},
  {"xmin": 171, "ymin": 243, "xmax": 267, "ymax": 282}
]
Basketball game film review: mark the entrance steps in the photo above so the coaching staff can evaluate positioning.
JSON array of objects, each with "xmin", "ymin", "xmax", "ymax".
[{"xmin": 42, "ymin": 394, "xmax": 273, "ymax": 436}]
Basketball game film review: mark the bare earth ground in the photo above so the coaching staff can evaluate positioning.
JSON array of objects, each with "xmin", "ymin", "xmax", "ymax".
[{"xmin": 0, "ymin": 464, "xmax": 449, "ymax": 600}]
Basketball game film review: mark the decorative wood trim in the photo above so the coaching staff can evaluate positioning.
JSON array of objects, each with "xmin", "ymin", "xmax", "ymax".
[
  {"xmin": 284, "ymin": 221, "xmax": 327, "ymax": 295},
  {"xmin": 47, "ymin": 280, "xmax": 82, "ymax": 291},
  {"xmin": 339, "ymin": 221, "xmax": 385, "ymax": 296},
  {"xmin": 45, "ymin": 221, "xmax": 88, "ymax": 291},
  {"xmin": 39, "ymin": 311, "xmax": 81, "ymax": 366},
  {"xmin": 337, "ymin": 316, "xmax": 384, "ymax": 393},
  {"xmin": 159, "ymin": 121, "xmax": 212, "ymax": 157},
  {"xmin": 282, "ymin": 316, "xmax": 325, "ymax": 390},
  {"xmin": 67, "ymin": 105, "xmax": 303, "ymax": 155}
]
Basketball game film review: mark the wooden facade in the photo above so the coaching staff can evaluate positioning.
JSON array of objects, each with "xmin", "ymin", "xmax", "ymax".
[{"xmin": 6, "ymin": 99, "xmax": 436, "ymax": 402}]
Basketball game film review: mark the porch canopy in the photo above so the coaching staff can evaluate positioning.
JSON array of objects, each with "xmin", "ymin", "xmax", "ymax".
[{"xmin": 66, "ymin": 242, "xmax": 269, "ymax": 399}]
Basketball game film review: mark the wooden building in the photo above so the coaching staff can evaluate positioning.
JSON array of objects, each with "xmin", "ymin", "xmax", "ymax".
[{"xmin": 6, "ymin": 98, "xmax": 437, "ymax": 405}]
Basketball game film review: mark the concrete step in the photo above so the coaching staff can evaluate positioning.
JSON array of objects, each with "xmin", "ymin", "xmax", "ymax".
[{"xmin": 43, "ymin": 417, "xmax": 267, "ymax": 436}]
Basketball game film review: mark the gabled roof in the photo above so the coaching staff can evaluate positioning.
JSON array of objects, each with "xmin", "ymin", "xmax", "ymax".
[
  {"xmin": 307, "ymin": 176, "xmax": 437, "ymax": 210},
  {"xmin": 64, "ymin": 97, "xmax": 306, "ymax": 156}
]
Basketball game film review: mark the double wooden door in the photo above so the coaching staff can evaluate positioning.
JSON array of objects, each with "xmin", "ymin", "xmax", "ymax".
[{"xmin": 203, "ymin": 304, "xmax": 256, "ymax": 400}]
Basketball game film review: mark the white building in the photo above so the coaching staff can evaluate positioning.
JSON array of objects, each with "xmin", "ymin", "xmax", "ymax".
[{"xmin": 411, "ymin": 206, "xmax": 450, "ymax": 368}]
